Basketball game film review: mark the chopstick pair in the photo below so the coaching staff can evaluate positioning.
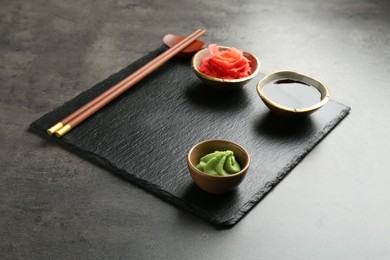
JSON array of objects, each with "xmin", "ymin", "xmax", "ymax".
[{"xmin": 48, "ymin": 29, "xmax": 206, "ymax": 137}]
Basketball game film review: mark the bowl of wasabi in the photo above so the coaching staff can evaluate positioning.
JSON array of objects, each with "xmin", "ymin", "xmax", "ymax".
[{"xmin": 187, "ymin": 139, "xmax": 250, "ymax": 194}]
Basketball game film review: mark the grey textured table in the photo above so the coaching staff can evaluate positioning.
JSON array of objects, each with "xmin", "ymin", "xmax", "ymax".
[{"xmin": 1, "ymin": 0, "xmax": 389, "ymax": 259}]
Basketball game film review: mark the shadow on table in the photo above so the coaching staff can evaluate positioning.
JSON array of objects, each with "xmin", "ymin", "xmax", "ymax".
[
  {"xmin": 178, "ymin": 183, "xmax": 243, "ymax": 229},
  {"xmin": 184, "ymin": 82, "xmax": 250, "ymax": 112},
  {"xmin": 254, "ymin": 111, "xmax": 315, "ymax": 140}
]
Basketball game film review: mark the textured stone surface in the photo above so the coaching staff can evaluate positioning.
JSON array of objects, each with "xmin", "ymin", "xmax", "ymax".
[
  {"xmin": 29, "ymin": 47, "xmax": 349, "ymax": 226},
  {"xmin": 1, "ymin": 0, "xmax": 390, "ymax": 259}
]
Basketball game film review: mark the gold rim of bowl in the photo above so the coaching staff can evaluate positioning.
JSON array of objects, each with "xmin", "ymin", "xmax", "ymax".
[
  {"xmin": 256, "ymin": 70, "xmax": 330, "ymax": 114},
  {"xmin": 191, "ymin": 46, "xmax": 260, "ymax": 83},
  {"xmin": 187, "ymin": 139, "xmax": 250, "ymax": 179}
]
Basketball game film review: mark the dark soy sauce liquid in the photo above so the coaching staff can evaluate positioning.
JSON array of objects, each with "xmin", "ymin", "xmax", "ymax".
[{"xmin": 263, "ymin": 79, "xmax": 321, "ymax": 108}]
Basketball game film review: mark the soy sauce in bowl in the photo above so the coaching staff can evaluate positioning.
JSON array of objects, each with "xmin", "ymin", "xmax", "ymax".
[
  {"xmin": 256, "ymin": 71, "xmax": 330, "ymax": 117},
  {"xmin": 263, "ymin": 79, "xmax": 322, "ymax": 109}
]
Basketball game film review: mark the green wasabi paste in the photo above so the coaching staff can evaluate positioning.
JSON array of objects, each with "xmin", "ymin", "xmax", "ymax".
[{"xmin": 196, "ymin": 150, "xmax": 241, "ymax": 176}]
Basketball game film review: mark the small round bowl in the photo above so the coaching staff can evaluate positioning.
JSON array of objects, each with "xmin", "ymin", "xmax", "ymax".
[
  {"xmin": 187, "ymin": 139, "xmax": 250, "ymax": 194},
  {"xmin": 256, "ymin": 70, "xmax": 330, "ymax": 117},
  {"xmin": 191, "ymin": 46, "xmax": 260, "ymax": 91}
]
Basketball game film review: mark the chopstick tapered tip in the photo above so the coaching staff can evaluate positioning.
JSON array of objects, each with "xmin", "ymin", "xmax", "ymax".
[
  {"xmin": 54, "ymin": 124, "xmax": 71, "ymax": 138},
  {"xmin": 47, "ymin": 122, "xmax": 63, "ymax": 136}
]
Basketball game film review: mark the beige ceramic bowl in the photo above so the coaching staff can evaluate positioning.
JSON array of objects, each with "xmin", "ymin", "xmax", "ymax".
[
  {"xmin": 256, "ymin": 70, "xmax": 330, "ymax": 117},
  {"xmin": 191, "ymin": 46, "xmax": 260, "ymax": 90},
  {"xmin": 187, "ymin": 139, "xmax": 250, "ymax": 194}
]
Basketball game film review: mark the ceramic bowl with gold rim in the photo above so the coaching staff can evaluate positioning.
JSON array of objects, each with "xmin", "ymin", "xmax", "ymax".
[
  {"xmin": 256, "ymin": 70, "xmax": 330, "ymax": 117},
  {"xmin": 191, "ymin": 46, "xmax": 260, "ymax": 91},
  {"xmin": 187, "ymin": 139, "xmax": 250, "ymax": 194}
]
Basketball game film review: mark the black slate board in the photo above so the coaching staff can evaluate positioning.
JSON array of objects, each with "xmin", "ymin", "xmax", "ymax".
[{"xmin": 30, "ymin": 46, "xmax": 350, "ymax": 227}]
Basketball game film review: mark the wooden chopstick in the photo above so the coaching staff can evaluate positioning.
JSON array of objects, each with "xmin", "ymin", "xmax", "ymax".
[
  {"xmin": 48, "ymin": 29, "xmax": 205, "ymax": 136},
  {"xmin": 47, "ymin": 28, "xmax": 205, "ymax": 136},
  {"xmin": 48, "ymin": 29, "xmax": 206, "ymax": 137}
]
